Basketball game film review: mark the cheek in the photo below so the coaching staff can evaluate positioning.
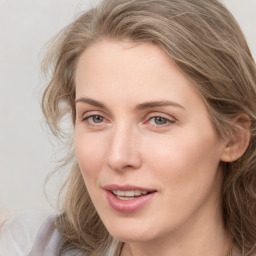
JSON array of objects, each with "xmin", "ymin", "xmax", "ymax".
[
  {"xmin": 74, "ymin": 132, "xmax": 107, "ymax": 182},
  {"xmin": 142, "ymin": 132, "xmax": 223, "ymax": 224},
  {"xmin": 144, "ymin": 129, "xmax": 222, "ymax": 188}
]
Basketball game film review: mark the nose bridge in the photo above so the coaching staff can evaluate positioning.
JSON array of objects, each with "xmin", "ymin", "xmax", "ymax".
[{"xmin": 106, "ymin": 122, "xmax": 141, "ymax": 171}]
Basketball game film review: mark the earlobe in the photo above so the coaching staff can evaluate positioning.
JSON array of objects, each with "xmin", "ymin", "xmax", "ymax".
[{"xmin": 220, "ymin": 114, "xmax": 251, "ymax": 163}]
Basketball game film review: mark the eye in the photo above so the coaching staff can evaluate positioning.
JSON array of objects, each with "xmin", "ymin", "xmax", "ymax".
[
  {"xmin": 149, "ymin": 116, "xmax": 169, "ymax": 125},
  {"xmin": 87, "ymin": 115, "xmax": 104, "ymax": 123},
  {"xmin": 148, "ymin": 116, "xmax": 173, "ymax": 126},
  {"xmin": 83, "ymin": 114, "xmax": 107, "ymax": 126}
]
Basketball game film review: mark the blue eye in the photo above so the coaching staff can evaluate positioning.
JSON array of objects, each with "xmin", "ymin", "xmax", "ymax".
[
  {"xmin": 149, "ymin": 116, "xmax": 169, "ymax": 125},
  {"xmin": 85, "ymin": 115, "xmax": 105, "ymax": 124}
]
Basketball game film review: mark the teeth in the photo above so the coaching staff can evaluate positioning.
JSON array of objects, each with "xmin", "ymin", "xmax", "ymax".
[
  {"xmin": 134, "ymin": 190, "xmax": 141, "ymax": 196},
  {"xmin": 113, "ymin": 190, "xmax": 125, "ymax": 196},
  {"xmin": 124, "ymin": 191, "xmax": 134, "ymax": 196},
  {"xmin": 116, "ymin": 196, "xmax": 134, "ymax": 200},
  {"xmin": 112, "ymin": 190, "xmax": 149, "ymax": 197}
]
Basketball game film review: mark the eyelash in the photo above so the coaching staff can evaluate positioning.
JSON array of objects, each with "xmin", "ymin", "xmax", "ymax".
[
  {"xmin": 82, "ymin": 115, "xmax": 109, "ymax": 127},
  {"xmin": 82, "ymin": 113, "xmax": 175, "ymax": 129},
  {"xmin": 146, "ymin": 116, "xmax": 175, "ymax": 127}
]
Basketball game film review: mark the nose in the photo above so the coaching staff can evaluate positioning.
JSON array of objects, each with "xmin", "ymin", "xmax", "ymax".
[{"xmin": 106, "ymin": 126, "xmax": 142, "ymax": 172}]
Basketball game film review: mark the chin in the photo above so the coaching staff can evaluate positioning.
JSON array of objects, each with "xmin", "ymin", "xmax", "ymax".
[
  {"xmin": 110, "ymin": 231, "xmax": 152, "ymax": 243},
  {"xmin": 102, "ymin": 218, "xmax": 160, "ymax": 242}
]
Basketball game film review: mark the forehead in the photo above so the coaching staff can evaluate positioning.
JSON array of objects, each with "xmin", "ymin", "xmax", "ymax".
[
  {"xmin": 75, "ymin": 40, "xmax": 204, "ymax": 110},
  {"xmin": 75, "ymin": 40, "xmax": 175, "ymax": 83}
]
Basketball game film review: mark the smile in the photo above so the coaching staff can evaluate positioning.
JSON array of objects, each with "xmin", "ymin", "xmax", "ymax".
[
  {"xmin": 111, "ymin": 190, "xmax": 150, "ymax": 200},
  {"xmin": 103, "ymin": 185, "xmax": 157, "ymax": 213}
]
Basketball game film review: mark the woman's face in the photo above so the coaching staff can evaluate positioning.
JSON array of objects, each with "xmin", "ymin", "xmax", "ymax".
[{"xmin": 74, "ymin": 40, "xmax": 227, "ymax": 243}]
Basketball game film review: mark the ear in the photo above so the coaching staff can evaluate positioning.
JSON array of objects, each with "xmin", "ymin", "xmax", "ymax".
[{"xmin": 221, "ymin": 114, "xmax": 251, "ymax": 162}]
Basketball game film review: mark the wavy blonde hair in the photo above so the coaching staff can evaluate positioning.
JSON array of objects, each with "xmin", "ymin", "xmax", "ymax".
[{"xmin": 42, "ymin": 0, "xmax": 256, "ymax": 255}]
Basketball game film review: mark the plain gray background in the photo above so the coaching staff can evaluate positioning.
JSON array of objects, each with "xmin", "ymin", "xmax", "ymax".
[{"xmin": 1, "ymin": 0, "xmax": 256, "ymax": 218}]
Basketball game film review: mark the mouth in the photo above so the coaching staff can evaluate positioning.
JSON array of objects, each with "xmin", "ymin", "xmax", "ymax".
[
  {"xmin": 103, "ymin": 185, "xmax": 157, "ymax": 213},
  {"xmin": 110, "ymin": 190, "xmax": 153, "ymax": 200}
]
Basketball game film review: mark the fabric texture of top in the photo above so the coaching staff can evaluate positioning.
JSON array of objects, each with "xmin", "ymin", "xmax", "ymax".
[
  {"xmin": 0, "ymin": 211, "xmax": 119, "ymax": 256},
  {"xmin": 0, "ymin": 211, "xmax": 245, "ymax": 256},
  {"xmin": 0, "ymin": 211, "xmax": 50, "ymax": 256}
]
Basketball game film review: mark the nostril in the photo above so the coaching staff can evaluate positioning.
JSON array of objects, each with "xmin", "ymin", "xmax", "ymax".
[{"xmin": 125, "ymin": 165, "xmax": 134, "ymax": 168}]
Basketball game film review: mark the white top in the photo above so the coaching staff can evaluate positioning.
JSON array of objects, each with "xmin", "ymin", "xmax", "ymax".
[
  {"xmin": 0, "ymin": 212, "xmax": 245, "ymax": 256},
  {"xmin": 0, "ymin": 211, "xmax": 119, "ymax": 256}
]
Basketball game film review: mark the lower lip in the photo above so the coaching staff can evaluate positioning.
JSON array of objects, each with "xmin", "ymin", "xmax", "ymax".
[{"xmin": 105, "ymin": 190, "xmax": 156, "ymax": 213}]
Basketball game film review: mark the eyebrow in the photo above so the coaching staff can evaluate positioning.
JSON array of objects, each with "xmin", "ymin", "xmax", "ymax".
[
  {"xmin": 75, "ymin": 97, "xmax": 108, "ymax": 110},
  {"xmin": 135, "ymin": 100, "xmax": 185, "ymax": 111},
  {"xmin": 75, "ymin": 97, "xmax": 185, "ymax": 111}
]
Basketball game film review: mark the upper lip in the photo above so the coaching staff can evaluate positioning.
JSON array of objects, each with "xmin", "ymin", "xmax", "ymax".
[{"xmin": 103, "ymin": 184, "xmax": 157, "ymax": 192}]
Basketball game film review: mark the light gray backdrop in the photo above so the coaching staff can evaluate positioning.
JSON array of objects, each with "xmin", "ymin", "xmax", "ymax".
[{"xmin": 1, "ymin": 0, "xmax": 256, "ymax": 219}]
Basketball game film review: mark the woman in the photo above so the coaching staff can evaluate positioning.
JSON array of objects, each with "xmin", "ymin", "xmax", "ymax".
[{"xmin": 1, "ymin": 0, "xmax": 256, "ymax": 255}]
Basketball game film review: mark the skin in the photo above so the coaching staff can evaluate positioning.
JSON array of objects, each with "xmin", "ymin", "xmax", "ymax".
[{"xmin": 74, "ymin": 40, "xmax": 231, "ymax": 256}]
